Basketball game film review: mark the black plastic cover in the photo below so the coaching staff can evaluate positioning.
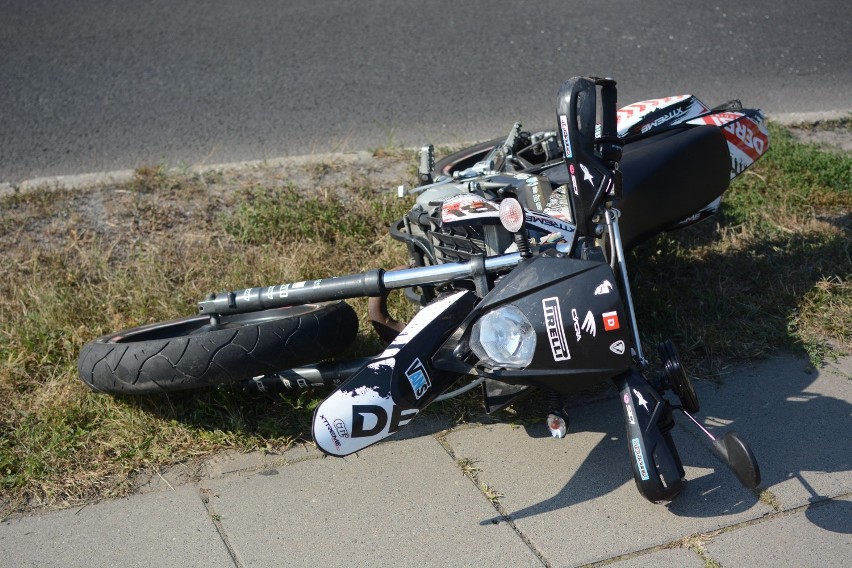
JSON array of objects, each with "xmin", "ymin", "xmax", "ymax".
[{"xmin": 470, "ymin": 252, "xmax": 633, "ymax": 393}]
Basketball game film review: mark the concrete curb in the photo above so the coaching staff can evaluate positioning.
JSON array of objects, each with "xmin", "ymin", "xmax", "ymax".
[
  {"xmin": 0, "ymin": 150, "xmax": 379, "ymax": 198},
  {"xmin": 2, "ymin": 111, "xmax": 848, "ymax": 198},
  {"xmin": 767, "ymin": 109, "xmax": 851, "ymax": 125}
]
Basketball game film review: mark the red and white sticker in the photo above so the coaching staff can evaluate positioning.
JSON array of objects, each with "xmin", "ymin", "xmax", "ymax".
[
  {"xmin": 687, "ymin": 112, "xmax": 768, "ymax": 163},
  {"xmin": 441, "ymin": 194, "xmax": 500, "ymax": 225},
  {"xmin": 602, "ymin": 311, "xmax": 620, "ymax": 331},
  {"xmin": 617, "ymin": 95, "xmax": 691, "ymax": 123}
]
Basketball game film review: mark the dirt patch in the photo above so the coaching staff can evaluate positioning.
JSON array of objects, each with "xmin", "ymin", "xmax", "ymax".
[
  {"xmin": 787, "ymin": 117, "xmax": 852, "ymax": 153},
  {"xmin": 0, "ymin": 151, "xmax": 416, "ymax": 257}
]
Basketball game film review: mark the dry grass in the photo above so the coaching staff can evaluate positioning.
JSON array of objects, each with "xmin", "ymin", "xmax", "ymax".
[
  {"xmin": 0, "ymin": 156, "xmax": 416, "ymax": 516},
  {"xmin": 629, "ymin": 123, "xmax": 850, "ymax": 376}
]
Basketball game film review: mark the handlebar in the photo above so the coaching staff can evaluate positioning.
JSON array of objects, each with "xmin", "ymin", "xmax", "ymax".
[{"xmin": 197, "ymin": 253, "xmax": 523, "ymax": 316}]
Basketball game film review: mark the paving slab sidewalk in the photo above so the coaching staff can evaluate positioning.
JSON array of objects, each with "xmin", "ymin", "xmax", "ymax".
[
  {"xmin": 704, "ymin": 495, "xmax": 852, "ymax": 568},
  {"xmin": 0, "ymin": 486, "xmax": 233, "ymax": 568},
  {"xmin": 1, "ymin": 355, "xmax": 850, "ymax": 567}
]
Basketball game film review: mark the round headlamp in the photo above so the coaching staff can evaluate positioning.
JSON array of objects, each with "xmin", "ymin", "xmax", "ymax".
[{"xmin": 470, "ymin": 304, "xmax": 536, "ymax": 369}]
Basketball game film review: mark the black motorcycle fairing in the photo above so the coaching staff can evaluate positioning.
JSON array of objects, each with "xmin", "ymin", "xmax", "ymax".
[
  {"xmin": 541, "ymin": 124, "xmax": 731, "ymax": 250},
  {"xmin": 615, "ymin": 124, "xmax": 730, "ymax": 249},
  {"xmin": 433, "ymin": 251, "xmax": 633, "ymax": 394},
  {"xmin": 312, "ymin": 290, "xmax": 476, "ymax": 456},
  {"xmin": 615, "ymin": 368, "xmax": 685, "ymax": 502}
]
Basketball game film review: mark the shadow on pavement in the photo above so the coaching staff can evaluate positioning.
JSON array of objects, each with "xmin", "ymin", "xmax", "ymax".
[
  {"xmin": 804, "ymin": 498, "xmax": 852, "ymax": 534},
  {"xmin": 476, "ymin": 354, "xmax": 850, "ymax": 528}
]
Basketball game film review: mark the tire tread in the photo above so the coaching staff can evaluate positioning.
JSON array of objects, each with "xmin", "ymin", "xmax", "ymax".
[{"xmin": 78, "ymin": 302, "xmax": 358, "ymax": 394}]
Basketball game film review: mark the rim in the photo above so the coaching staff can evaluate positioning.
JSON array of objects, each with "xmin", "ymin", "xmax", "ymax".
[{"xmin": 105, "ymin": 304, "xmax": 324, "ymax": 344}]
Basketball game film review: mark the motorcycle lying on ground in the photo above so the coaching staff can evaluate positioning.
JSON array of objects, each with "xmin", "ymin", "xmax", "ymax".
[{"xmin": 79, "ymin": 77, "xmax": 767, "ymax": 503}]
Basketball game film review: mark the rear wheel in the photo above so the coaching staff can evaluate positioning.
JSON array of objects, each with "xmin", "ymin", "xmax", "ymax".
[
  {"xmin": 432, "ymin": 138, "xmax": 502, "ymax": 178},
  {"xmin": 78, "ymin": 302, "xmax": 359, "ymax": 394},
  {"xmin": 432, "ymin": 129, "xmax": 558, "ymax": 178}
]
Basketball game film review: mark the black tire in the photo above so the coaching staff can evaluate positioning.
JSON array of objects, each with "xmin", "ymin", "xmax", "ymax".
[
  {"xmin": 432, "ymin": 129, "xmax": 555, "ymax": 178},
  {"xmin": 432, "ymin": 138, "xmax": 502, "ymax": 178},
  {"xmin": 78, "ymin": 302, "xmax": 359, "ymax": 395}
]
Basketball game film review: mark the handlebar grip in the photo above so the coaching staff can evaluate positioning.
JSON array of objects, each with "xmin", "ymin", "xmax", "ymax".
[
  {"xmin": 598, "ymin": 80, "xmax": 622, "ymax": 166},
  {"xmin": 599, "ymin": 79, "xmax": 618, "ymax": 140}
]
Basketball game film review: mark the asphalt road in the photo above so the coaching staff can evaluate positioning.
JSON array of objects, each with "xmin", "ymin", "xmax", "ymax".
[{"xmin": 1, "ymin": 0, "xmax": 850, "ymax": 185}]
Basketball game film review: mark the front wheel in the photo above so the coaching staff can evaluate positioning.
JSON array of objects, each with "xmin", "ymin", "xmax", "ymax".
[{"xmin": 78, "ymin": 302, "xmax": 359, "ymax": 395}]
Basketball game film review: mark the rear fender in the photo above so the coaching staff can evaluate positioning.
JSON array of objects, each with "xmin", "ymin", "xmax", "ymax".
[
  {"xmin": 660, "ymin": 109, "xmax": 769, "ymax": 229},
  {"xmin": 686, "ymin": 109, "xmax": 769, "ymax": 179}
]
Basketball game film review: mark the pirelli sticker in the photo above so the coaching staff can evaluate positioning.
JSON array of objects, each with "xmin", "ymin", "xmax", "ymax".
[{"xmin": 542, "ymin": 297, "xmax": 570, "ymax": 361}]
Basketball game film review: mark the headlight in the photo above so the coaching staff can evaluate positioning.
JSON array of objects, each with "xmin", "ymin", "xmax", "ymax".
[{"xmin": 470, "ymin": 305, "xmax": 536, "ymax": 368}]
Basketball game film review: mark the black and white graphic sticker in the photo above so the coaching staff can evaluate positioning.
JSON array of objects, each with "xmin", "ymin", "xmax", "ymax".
[
  {"xmin": 313, "ymin": 291, "xmax": 466, "ymax": 456},
  {"xmin": 632, "ymin": 388, "xmax": 650, "ymax": 413},
  {"xmin": 594, "ymin": 280, "xmax": 613, "ymax": 295},
  {"xmin": 543, "ymin": 297, "xmax": 570, "ymax": 361}
]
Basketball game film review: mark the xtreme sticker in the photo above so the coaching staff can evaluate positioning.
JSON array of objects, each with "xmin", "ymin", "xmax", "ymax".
[
  {"xmin": 639, "ymin": 106, "xmax": 688, "ymax": 133},
  {"xmin": 616, "ymin": 95, "xmax": 710, "ymax": 137},
  {"xmin": 319, "ymin": 415, "xmax": 342, "ymax": 450},
  {"xmin": 559, "ymin": 114, "xmax": 573, "ymax": 158},
  {"xmin": 617, "ymin": 95, "xmax": 692, "ymax": 125},
  {"xmin": 525, "ymin": 212, "xmax": 575, "ymax": 239}
]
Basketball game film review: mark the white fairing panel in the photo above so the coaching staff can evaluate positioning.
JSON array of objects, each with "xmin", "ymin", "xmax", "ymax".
[{"xmin": 313, "ymin": 291, "xmax": 468, "ymax": 456}]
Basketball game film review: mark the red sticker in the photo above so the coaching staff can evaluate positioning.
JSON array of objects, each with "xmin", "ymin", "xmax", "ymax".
[{"xmin": 602, "ymin": 311, "xmax": 620, "ymax": 331}]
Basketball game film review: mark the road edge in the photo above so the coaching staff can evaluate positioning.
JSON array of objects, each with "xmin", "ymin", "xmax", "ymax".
[{"xmin": 2, "ymin": 109, "xmax": 848, "ymax": 198}]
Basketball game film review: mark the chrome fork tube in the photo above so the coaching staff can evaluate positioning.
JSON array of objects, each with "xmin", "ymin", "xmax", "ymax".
[{"xmin": 604, "ymin": 209, "xmax": 647, "ymax": 367}]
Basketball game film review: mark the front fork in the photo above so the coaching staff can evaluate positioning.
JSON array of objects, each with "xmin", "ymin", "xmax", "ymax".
[
  {"xmin": 603, "ymin": 206, "xmax": 685, "ymax": 502},
  {"xmin": 603, "ymin": 207, "xmax": 646, "ymax": 366},
  {"xmin": 615, "ymin": 368, "xmax": 685, "ymax": 503}
]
